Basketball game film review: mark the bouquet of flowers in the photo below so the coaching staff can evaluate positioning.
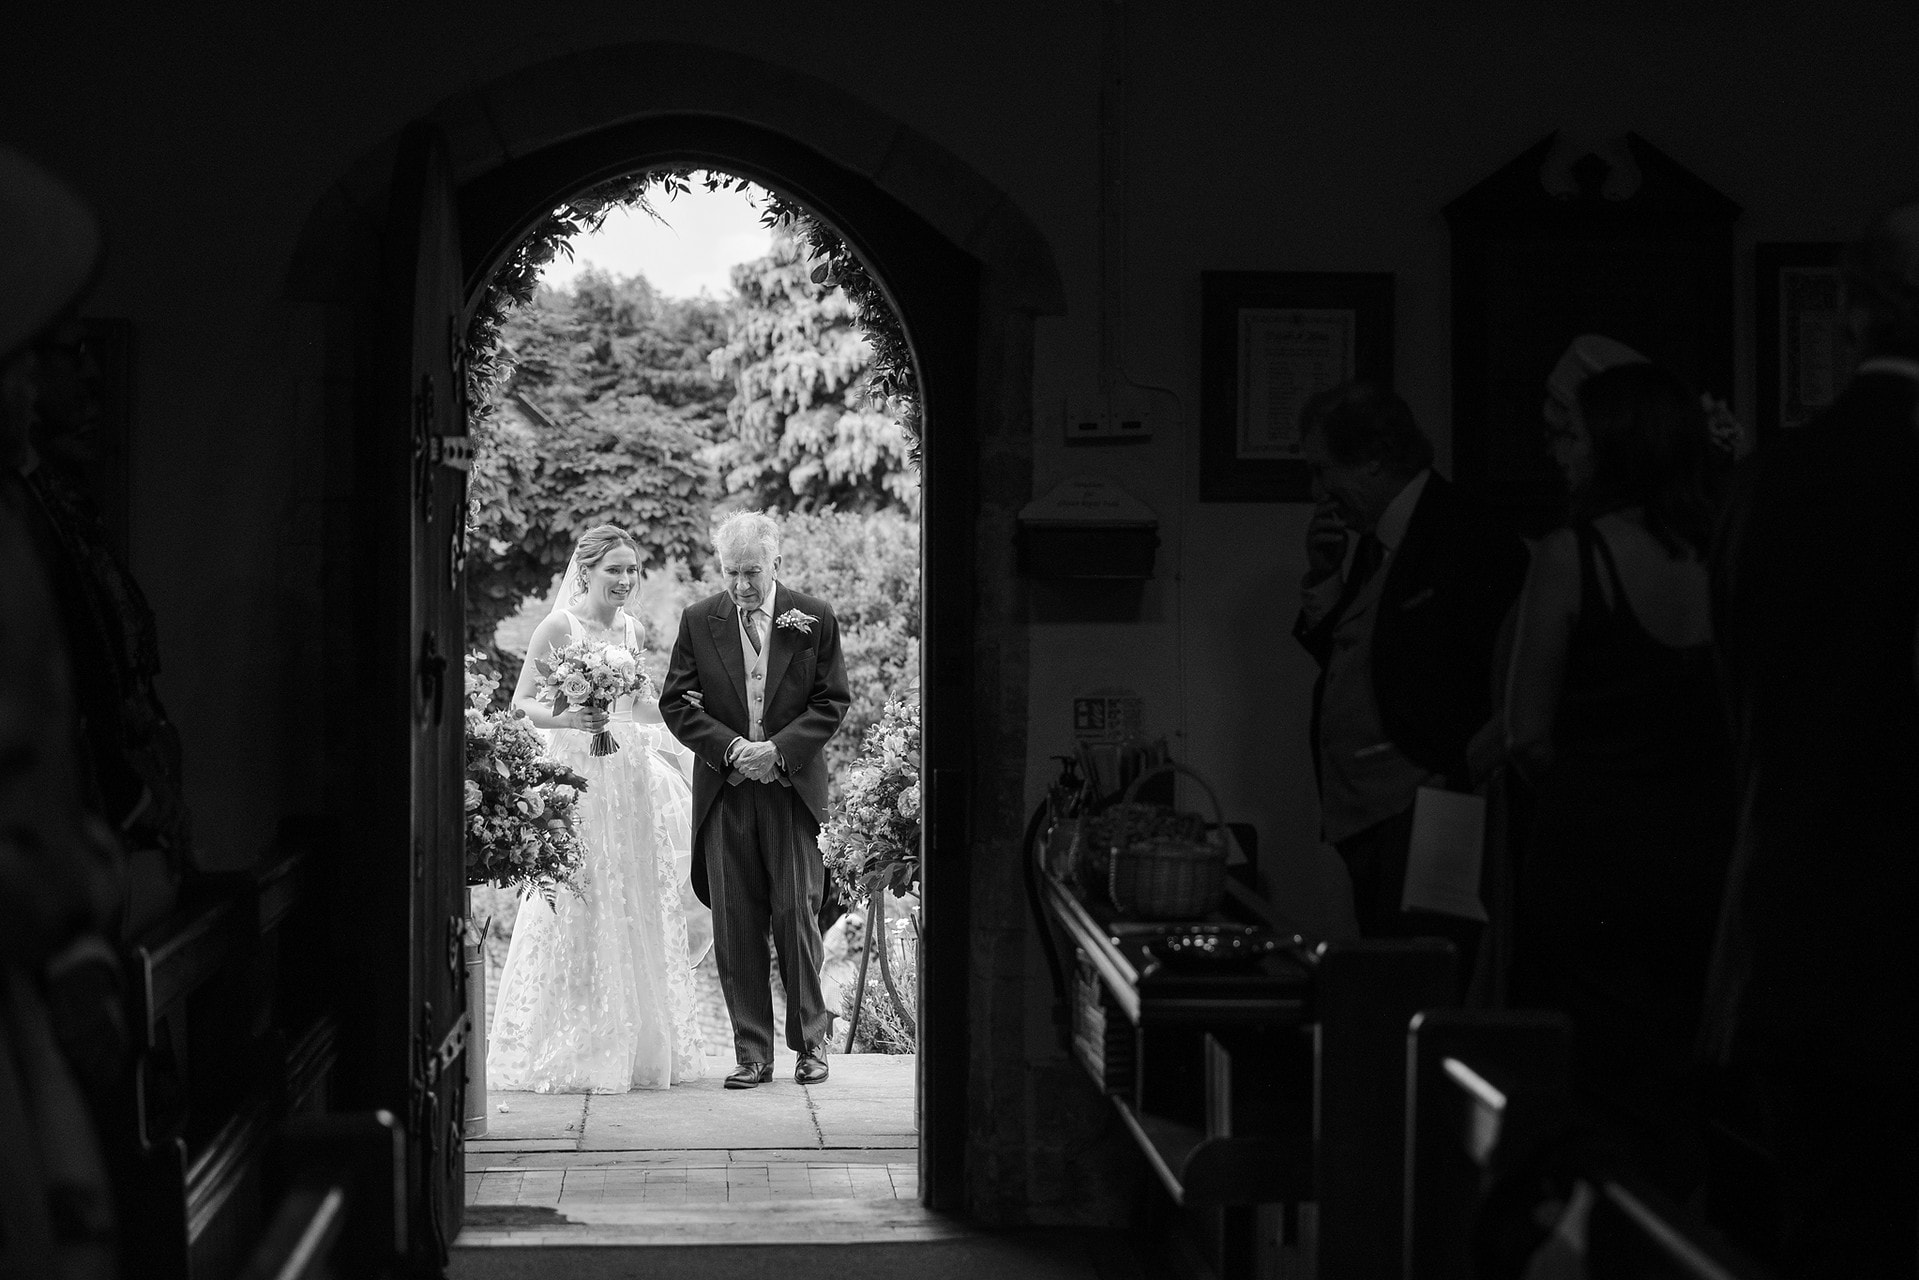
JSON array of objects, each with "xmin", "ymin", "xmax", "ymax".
[
  {"xmin": 464, "ymin": 654, "xmax": 589, "ymax": 905},
  {"xmin": 534, "ymin": 633, "xmax": 653, "ymax": 757},
  {"xmin": 819, "ymin": 692, "xmax": 921, "ymax": 906}
]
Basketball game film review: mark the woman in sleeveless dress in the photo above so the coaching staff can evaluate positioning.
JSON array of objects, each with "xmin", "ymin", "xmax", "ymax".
[
  {"xmin": 487, "ymin": 525, "xmax": 710, "ymax": 1092},
  {"xmin": 1504, "ymin": 362, "xmax": 1734, "ymax": 1194}
]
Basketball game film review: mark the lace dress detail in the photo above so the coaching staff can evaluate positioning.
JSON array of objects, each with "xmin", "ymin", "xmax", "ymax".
[{"xmin": 487, "ymin": 611, "xmax": 709, "ymax": 1092}]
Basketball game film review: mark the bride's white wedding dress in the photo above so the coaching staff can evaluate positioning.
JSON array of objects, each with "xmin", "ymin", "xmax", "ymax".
[{"xmin": 487, "ymin": 609, "xmax": 710, "ymax": 1092}]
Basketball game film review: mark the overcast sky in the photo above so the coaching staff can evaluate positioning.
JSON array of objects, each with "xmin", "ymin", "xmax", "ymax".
[{"xmin": 538, "ymin": 179, "xmax": 773, "ymax": 298}]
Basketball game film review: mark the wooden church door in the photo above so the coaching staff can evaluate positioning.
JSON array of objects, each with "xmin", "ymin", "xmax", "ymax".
[{"xmin": 365, "ymin": 122, "xmax": 471, "ymax": 1271}]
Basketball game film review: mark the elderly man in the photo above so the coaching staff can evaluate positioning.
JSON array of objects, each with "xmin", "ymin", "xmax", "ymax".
[
  {"xmin": 1707, "ymin": 201, "xmax": 1919, "ymax": 1277},
  {"xmin": 1293, "ymin": 382, "xmax": 1526, "ymax": 978},
  {"xmin": 661, "ymin": 511, "xmax": 850, "ymax": 1088}
]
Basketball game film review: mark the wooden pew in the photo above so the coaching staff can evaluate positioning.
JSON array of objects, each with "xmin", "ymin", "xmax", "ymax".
[
  {"xmin": 234, "ymin": 1109, "xmax": 409, "ymax": 1280},
  {"xmin": 118, "ymin": 821, "xmax": 348, "ymax": 1280},
  {"xmin": 1046, "ymin": 874, "xmax": 1455, "ymax": 1278},
  {"xmin": 234, "ymin": 1186, "xmax": 345, "ymax": 1280},
  {"xmin": 1405, "ymin": 1009, "xmax": 1776, "ymax": 1279}
]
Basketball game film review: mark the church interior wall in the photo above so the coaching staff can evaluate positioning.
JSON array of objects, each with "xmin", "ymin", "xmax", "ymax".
[{"xmin": 8, "ymin": 0, "xmax": 1919, "ymax": 1224}]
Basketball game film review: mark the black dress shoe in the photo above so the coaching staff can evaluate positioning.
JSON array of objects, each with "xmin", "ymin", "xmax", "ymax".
[
  {"xmin": 725, "ymin": 1061, "xmax": 773, "ymax": 1089},
  {"xmin": 794, "ymin": 1049, "xmax": 829, "ymax": 1084}
]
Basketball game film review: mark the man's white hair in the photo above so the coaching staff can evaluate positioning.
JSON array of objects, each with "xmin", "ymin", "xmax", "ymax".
[{"xmin": 714, "ymin": 510, "xmax": 780, "ymax": 564}]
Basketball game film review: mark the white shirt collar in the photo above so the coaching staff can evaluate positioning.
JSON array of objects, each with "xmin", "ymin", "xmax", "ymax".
[
  {"xmin": 1856, "ymin": 356, "xmax": 1919, "ymax": 382},
  {"xmin": 741, "ymin": 586, "xmax": 776, "ymax": 620},
  {"xmin": 1373, "ymin": 469, "xmax": 1431, "ymax": 552}
]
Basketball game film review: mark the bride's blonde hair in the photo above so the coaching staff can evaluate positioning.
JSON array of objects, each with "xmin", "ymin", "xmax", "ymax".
[{"xmin": 570, "ymin": 524, "xmax": 639, "ymax": 600}]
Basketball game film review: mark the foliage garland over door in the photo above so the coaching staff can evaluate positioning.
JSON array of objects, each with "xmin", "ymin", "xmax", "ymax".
[{"xmin": 464, "ymin": 169, "xmax": 918, "ymax": 454}]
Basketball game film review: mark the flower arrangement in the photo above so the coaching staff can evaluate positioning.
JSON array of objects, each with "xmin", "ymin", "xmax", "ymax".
[
  {"xmin": 819, "ymin": 692, "xmax": 921, "ymax": 905},
  {"xmin": 535, "ymin": 633, "xmax": 652, "ymax": 757},
  {"xmin": 464, "ymin": 654, "xmax": 590, "ymax": 905}
]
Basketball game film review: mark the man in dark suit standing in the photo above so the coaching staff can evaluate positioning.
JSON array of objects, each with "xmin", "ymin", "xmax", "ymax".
[
  {"xmin": 661, "ymin": 511, "xmax": 850, "ymax": 1089},
  {"xmin": 1293, "ymin": 383, "xmax": 1526, "ymax": 975},
  {"xmin": 1706, "ymin": 202, "xmax": 1919, "ymax": 1277}
]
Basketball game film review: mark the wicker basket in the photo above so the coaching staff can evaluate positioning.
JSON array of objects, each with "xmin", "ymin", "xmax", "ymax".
[{"xmin": 1105, "ymin": 762, "xmax": 1228, "ymax": 920}]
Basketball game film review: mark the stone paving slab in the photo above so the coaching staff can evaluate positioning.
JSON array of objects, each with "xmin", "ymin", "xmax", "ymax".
[
  {"xmin": 478, "ymin": 1092, "xmax": 587, "ymax": 1143},
  {"xmin": 583, "ymin": 1074, "xmax": 820, "ymax": 1150},
  {"xmin": 798, "ymin": 1052, "xmax": 918, "ymax": 1148},
  {"xmin": 471, "ymin": 1051, "xmax": 916, "ymax": 1157}
]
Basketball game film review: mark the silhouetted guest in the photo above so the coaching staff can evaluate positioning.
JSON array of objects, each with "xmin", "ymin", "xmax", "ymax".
[
  {"xmin": 1503, "ymin": 361, "xmax": 1734, "ymax": 1195},
  {"xmin": 1466, "ymin": 335, "xmax": 1658, "ymax": 1007},
  {"xmin": 1705, "ymin": 200, "xmax": 1919, "ymax": 1278},
  {"xmin": 18, "ymin": 321, "xmax": 194, "ymax": 940},
  {"xmin": 1295, "ymin": 382, "xmax": 1526, "ymax": 975},
  {"xmin": 0, "ymin": 141, "xmax": 125, "ymax": 1280}
]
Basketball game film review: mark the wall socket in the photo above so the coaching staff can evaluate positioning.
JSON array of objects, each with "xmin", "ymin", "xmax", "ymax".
[{"xmin": 1064, "ymin": 392, "xmax": 1153, "ymax": 445}]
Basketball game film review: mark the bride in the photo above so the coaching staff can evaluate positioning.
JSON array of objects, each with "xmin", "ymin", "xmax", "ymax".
[{"xmin": 486, "ymin": 524, "xmax": 710, "ymax": 1092}]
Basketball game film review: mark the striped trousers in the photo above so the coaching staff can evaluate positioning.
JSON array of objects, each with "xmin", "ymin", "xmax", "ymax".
[{"xmin": 704, "ymin": 779, "xmax": 833, "ymax": 1063}]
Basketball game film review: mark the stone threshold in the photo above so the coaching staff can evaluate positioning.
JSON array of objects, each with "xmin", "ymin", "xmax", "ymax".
[
  {"xmin": 469, "ymin": 1147, "xmax": 916, "ymax": 1169},
  {"xmin": 458, "ymin": 1198, "xmax": 964, "ymax": 1248}
]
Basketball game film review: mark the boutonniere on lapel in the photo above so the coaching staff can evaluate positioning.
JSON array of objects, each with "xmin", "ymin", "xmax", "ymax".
[{"xmin": 775, "ymin": 608, "xmax": 819, "ymax": 634}]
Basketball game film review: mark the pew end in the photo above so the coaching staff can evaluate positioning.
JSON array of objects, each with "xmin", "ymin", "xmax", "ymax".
[{"xmin": 1406, "ymin": 1009, "xmax": 1779, "ymax": 1280}]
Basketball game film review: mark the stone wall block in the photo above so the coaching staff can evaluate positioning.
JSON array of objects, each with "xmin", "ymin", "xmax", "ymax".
[
  {"xmin": 283, "ymin": 299, "xmax": 361, "ymax": 382},
  {"xmin": 569, "ymin": 45, "xmax": 757, "ymax": 137},
  {"xmin": 1023, "ymin": 1062, "xmax": 1146, "ymax": 1225},
  {"xmin": 475, "ymin": 55, "xmax": 602, "ymax": 161},
  {"xmin": 968, "ymin": 201, "xmax": 1069, "ymax": 318},
  {"xmin": 430, "ymin": 98, "xmax": 514, "ymax": 186},
  {"xmin": 869, "ymin": 129, "xmax": 1000, "ymax": 262},
  {"xmin": 980, "ymin": 453, "xmax": 1034, "ymax": 508},
  {"xmin": 283, "ymin": 191, "xmax": 380, "ymax": 303},
  {"xmin": 331, "ymin": 134, "xmax": 403, "ymax": 231},
  {"xmin": 748, "ymin": 67, "xmax": 902, "ymax": 180}
]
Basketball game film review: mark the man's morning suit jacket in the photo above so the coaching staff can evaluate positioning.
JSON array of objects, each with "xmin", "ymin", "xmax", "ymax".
[
  {"xmin": 1293, "ymin": 473, "xmax": 1527, "ymax": 792},
  {"xmin": 659, "ymin": 583, "xmax": 851, "ymax": 905}
]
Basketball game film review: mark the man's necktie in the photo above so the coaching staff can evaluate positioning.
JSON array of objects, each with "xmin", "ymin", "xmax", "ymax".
[
  {"xmin": 743, "ymin": 607, "xmax": 763, "ymax": 654},
  {"xmin": 1332, "ymin": 532, "xmax": 1385, "ymax": 620}
]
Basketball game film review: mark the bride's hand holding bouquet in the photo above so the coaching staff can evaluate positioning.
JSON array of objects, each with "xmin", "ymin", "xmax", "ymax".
[{"xmin": 536, "ymin": 637, "xmax": 653, "ymax": 757}]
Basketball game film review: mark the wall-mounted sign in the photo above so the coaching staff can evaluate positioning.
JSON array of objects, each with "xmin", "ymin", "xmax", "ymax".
[
  {"xmin": 1074, "ymin": 686, "xmax": 1142, "ymax": 744},
  {"xmin": 1016, "ymin": 477, "xmax": 1159, "ymax": 580},
  {"xmin": 1017, "ymin": 475, "xmax": 1157, "ymax": 526},
  {"xmin": 1756, "ymin": 242, "xmax": 1847, "ymax": 441},
  {"xmin": 1199, "ymin": 271, "xmax": 1395, "ymax": 503}
]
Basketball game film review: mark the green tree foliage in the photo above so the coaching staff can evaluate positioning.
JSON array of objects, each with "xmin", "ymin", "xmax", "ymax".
[
  {"xmin": 706, "ymin": 230, "xmax": 917, "ymax": 513},
  {"xmin": 464, "ymin": 271, "xmax": 730, "ymax": 656},
  {"xmin": 769, "ymin": 508, "xmax": 920, "ymax": 782}
]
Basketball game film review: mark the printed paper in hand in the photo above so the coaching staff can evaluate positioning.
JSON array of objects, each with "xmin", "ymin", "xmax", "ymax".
[{"xmin": 1400, "ymin": 785, "xmax": 1488, "ymax": 921}]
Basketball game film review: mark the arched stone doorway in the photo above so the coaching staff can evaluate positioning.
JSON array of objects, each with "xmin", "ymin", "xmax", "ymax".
[{"xmin": 282, "ymin": 42, "xmax": 1063, "ymax": 1246}]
